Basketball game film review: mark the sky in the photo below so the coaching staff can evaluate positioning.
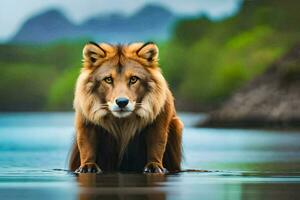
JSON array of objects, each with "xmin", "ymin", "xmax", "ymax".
[{"xmin": 0, "ymin": 0, "xmax": 241, "ymax": 41}]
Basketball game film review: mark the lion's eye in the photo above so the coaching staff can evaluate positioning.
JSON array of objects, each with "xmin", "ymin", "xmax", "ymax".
[
  {"xmin": 129, "ymin": 76, "xmax": 139, "ymax": 84},
  {"xmin": 103, "ymin": 77, "xmax": 113, "ymax": 84}
]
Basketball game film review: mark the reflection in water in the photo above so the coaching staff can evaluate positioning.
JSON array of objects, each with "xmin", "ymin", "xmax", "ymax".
[
  {"xmin": 75, "ymin": 172, "xmax": 300, "ymax": 200},
  {"xmin": 77, "ymin": 173, "xmax": 166, "ymax": 200},
  {"xmin": 241, "ymin": 183, "xmax": 300, "ymax": 199}
]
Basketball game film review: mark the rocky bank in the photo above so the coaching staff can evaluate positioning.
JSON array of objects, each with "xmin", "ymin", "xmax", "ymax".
[{"xmin": 200, "ymin": 44, "xmax": 300, "ymax": 128}]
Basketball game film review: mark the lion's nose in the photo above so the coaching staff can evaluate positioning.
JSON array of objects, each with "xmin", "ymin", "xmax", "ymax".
[{"xmin": 116, "ymin": 98, "xmax": 129, "ymax": 108}]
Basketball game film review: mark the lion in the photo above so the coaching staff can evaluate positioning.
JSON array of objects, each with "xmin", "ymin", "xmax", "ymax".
[{"xmin": 69, "ymin": 41, "xmax": 183, "ymax": 173}]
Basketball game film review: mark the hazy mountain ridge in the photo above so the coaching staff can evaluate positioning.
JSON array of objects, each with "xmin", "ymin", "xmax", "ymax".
[{"xmin": 11, "ymin": 4, "xmax": 176, "ymax": 43}]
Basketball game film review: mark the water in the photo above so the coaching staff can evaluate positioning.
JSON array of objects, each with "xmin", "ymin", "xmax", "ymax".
[{"xmin": 1, "ymin": 112, "xmax": 300, "ymax": 200}]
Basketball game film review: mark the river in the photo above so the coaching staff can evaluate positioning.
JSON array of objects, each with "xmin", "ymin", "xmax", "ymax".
[{"xmin": 0, "ymin": 112, "xmax": 300, "ymax": 199}]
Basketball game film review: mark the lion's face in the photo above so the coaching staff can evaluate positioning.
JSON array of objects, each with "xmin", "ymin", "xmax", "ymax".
[
  {"xmin": 76, "ymin": 42, "xmax": 166, "ymax": 122},
  {"xmin": 91, "ymin": 58, "xmax": 151, "ymax": 118}
]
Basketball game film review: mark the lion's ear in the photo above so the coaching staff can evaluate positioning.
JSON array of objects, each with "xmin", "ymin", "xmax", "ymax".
[
  {"xmin": 82, "ymin": 41, "xmax": 106, "ymax": 64},
  {"xmin": 136, "ymin": 42, "xmax": 159, "ymax": 62}
]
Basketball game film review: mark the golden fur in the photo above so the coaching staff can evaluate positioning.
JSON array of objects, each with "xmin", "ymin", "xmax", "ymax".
[{"xmin": 69, "ymin": 42, "xmax": 183, "ymax": 173}]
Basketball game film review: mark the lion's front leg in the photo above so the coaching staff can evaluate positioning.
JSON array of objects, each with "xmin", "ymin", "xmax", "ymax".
[
  {"xmin": 144, "ymin": 112, "xmax": 171, "ymax": 174},
  {"xmin": 75, "ymin": 113, "xmax": 102, "ymax": 174}
]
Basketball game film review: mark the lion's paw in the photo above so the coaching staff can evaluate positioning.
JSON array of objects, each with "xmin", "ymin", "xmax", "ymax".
[
  {"xmin": 143, "ymin": 162, "xmax": 168, "ymax": 174},
  {"xmin": 75, "ymin": 163, "xmax": 102, "ymax": 174}
]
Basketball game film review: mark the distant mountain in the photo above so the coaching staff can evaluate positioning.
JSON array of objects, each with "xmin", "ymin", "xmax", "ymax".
[
  {"xmin": 11, "ymin": 4, "xmax": 177, "ymax": 43},
  {"xmin": 12, "ymin": 9, "xmax": 79, "ymax": 43}
]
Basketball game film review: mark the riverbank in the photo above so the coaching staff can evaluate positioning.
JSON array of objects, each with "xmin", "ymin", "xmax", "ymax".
[{"xmin": 200, "ymin": 44, "xmax": 300, "ymax": 129}]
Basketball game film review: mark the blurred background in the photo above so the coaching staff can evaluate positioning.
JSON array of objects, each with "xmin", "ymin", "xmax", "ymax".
[
  {"xmin": 0, "ymin": 0, "xmax": 299, "ymax": 118},
  {"xmin": 1, "ymin": 0, "xmax": 300, "ymax": 199},
  {"xmin": 1, "ymin": 0, "xmax": 300, "ymax": 127}
]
